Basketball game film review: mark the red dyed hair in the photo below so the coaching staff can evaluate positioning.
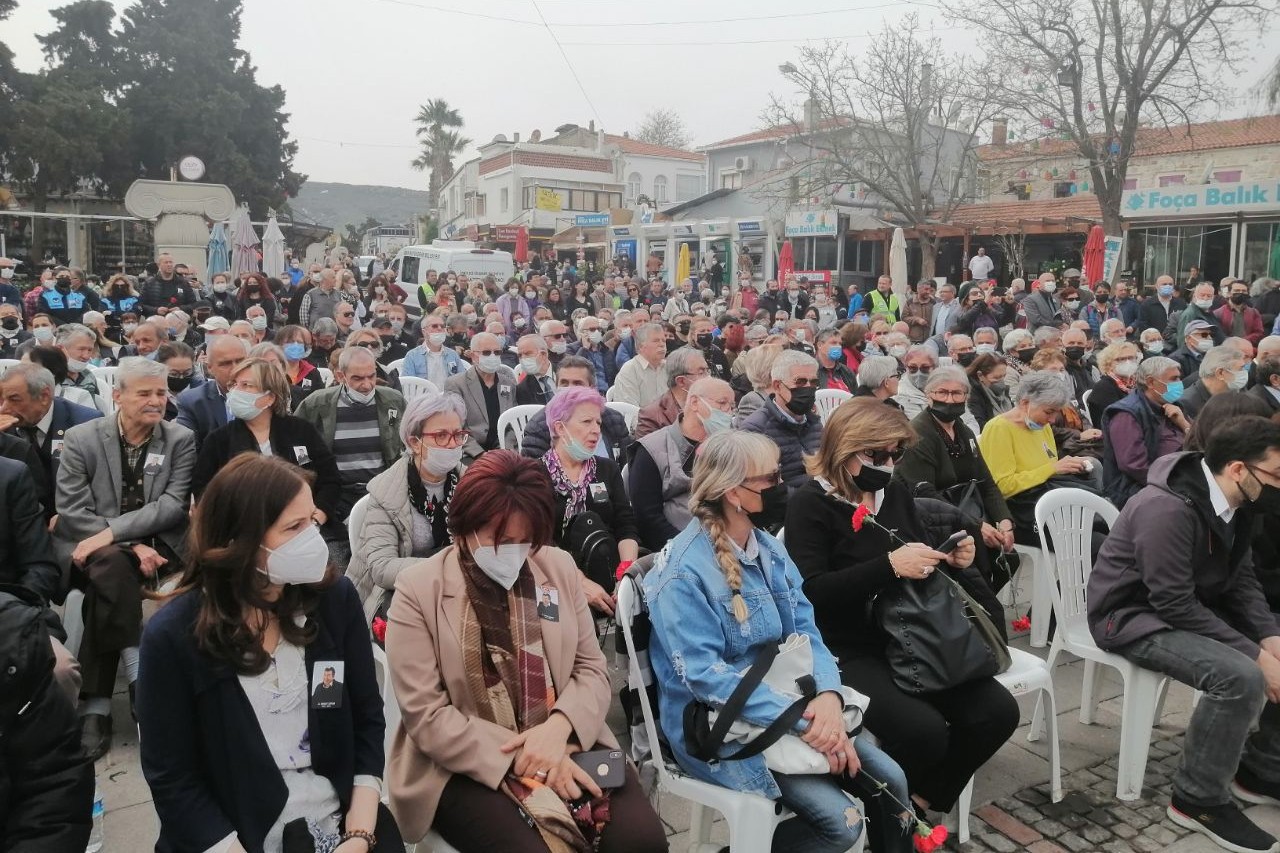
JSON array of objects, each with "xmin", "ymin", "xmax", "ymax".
[{"xmin": 447, "ymin": 450, "xmax": 556, "ymax": 549}]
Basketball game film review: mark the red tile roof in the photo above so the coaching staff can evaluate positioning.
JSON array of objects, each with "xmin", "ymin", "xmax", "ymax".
[
  {"xmin": 480, "ymin": 150, "xmax": 614, "ymax": 175},
  {"xmin": 945, "ymin": 195, "xmax": 1102, "ymax": 226},
  {"xmin": 980, "ymin": 114, "xmax": 1280, "ymax": 162},
  {"xmin": 604, "ymin": 134, "xmax": 703, "ymax": 162},
  {"xmin": 702, "ymin": 117, "xmax": 852, "ymax": 150}
]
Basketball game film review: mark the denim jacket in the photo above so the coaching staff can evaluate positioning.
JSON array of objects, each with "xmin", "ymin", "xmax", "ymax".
[
  {"xmin": 643, "ymin": 519, "xmax": 843, "ymax": 799},
  {"xmin": 400, "ymin": 344, "xmax": 465, "ymax": 382}
]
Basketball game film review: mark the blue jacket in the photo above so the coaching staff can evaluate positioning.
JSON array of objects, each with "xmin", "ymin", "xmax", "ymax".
[
  {"xmin": 567, "ymin": 341, "xmax": 609, "ymax": 393},
  {"xmin": 400, "ymin": 344, "xmax": 465, "ymax": 382},
  {"xmin": 643, "ymin": 521, "xmax": 842, "ymax": 799},
  {"xmin": 137, "ymin": 577, "xmax": 384, "ymax": 853},
  {"xmin": 175, "ymin": 380, "xmax": 228, "ymax": 450}
]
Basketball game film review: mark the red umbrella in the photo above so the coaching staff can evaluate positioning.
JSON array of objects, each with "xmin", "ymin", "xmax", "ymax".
[
  {"xmin": 777, "ymin": 240, "xmax": 794, "ymax": 283},
  {"xmin": 514, "ymin": 226, "xmax": 529, "ymax": 264},
  {"xmin": 1081, "ymin": 225, "xmax": 1105, "ymax": 285}
]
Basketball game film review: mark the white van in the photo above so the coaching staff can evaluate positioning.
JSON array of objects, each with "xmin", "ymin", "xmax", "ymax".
[{"xmin": 390, "ymin": 241, "xmax": 515, "ymax": 315}]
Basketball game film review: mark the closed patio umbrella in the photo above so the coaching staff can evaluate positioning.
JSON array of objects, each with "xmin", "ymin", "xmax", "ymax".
[
  {"xmin": 777, "ymin": 240, "xmax": 794, "ymax": 283},
  {"xmin": 229, "ymin": 205, "xmax": 260, "ymax": 277},
  {"xmin": 1082, "ymin": 225, "xmax": 1105, "ymax": 284},
  {"xmin": 261, "ymin": 215, "xmax": 286, "ymax": 279},
  {"xmin": 890, "ymin": 228, "xmax": 908, "ymax": 298},
  {"xmin": 206, "ymin": 222, "xmax": 230, "ymax": 278},
  {"xmin": 676, "ymin": 243, "xmax": 690, "ymax": 285},
  {"xmin": 515, "ymin": 226, "xmax": 529, "ymax": 264}
]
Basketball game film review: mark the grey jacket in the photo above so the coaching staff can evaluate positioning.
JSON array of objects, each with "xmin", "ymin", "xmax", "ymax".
[
  {"xmin": 444, "ymin": 366, "xmax": 518, "ymax": 462},
  {"xmin": 293, "ymin": 385, "xmax": 406, "ymax": 470},
  {"xmin": 54, "ymin": 417, "xmax": 195, "ymax": 563},
  {"xmin": 1023, "ymin": 291, "xmax": 1064, "ymax": 332}
]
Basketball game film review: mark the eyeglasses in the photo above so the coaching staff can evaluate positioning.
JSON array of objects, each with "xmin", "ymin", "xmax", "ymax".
[
  {"xmin": 353, "ymin": 341, "xmax": 381, "ymax": 350},
  {"xmin": 860, "ymin": 447, "xmax": 906, "ymax": 466},
  {"xmin": 420, "ymin": 429, "xmax": 469, "ymax": 448},
  {"xmin": 473, "ymin": 349, "xmax": 502, "ymax": 357},
  {"xmin": 337, "ymin": 312, "xmax": 355, "ymax": 319},
  {"xmin": 905, "ymin": 366, "xmax": 932, "ymax": 375},
  {"xmin": 930, "ymin": 388, "xmax": 968, "ymax": 401},
  {"xmin": 787, "ymin": 377, "xmax": 817, "ymax": 388},
  {"xmin": 743, "ymin": 469, "xmax": 783, "ymax": 487}
]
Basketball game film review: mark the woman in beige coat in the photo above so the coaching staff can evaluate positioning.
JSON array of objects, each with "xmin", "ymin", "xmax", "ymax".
[
  {"xmin": 385, "ymin": 451, "xmax": 666, "ymax": 852},
  {"xmin": 347, "ymin": 391, "xmax": 468, "ymax": 623}
]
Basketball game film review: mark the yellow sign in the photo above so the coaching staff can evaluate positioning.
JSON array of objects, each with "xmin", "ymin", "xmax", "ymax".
[{"xmin": 535, "ymin": 187, "xmax": 562, "ymax": 212}]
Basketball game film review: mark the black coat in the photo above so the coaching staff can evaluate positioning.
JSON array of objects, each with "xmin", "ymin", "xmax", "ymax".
[
  {"xmin": 138, "ymin": 579, "xmax": 383, "ymax": 853},
  {"xmin": 192, "ymin": 416, "xmax": 344, "ymax": 523},
  {"xmin": 0, "ymin": 430, "xmax": 51, "ymax": 523},
  {"xmin": 1087, "ymin": 376, "xmax": 1127, "ymax": 427},
  {"xmin": 547, "ymin": 454, "xmax": 638, "ymax": 545},
  {"xmin": 896, "ymin": 410, "xmax": 1011, "ymax": 527},
  {"xmin": 0, "ymin": 458, "xmax": 60, "ymax": 607},
  {"xmin": 1139, "ymin": 297, "xmax": 1185, "ymax": 333}
]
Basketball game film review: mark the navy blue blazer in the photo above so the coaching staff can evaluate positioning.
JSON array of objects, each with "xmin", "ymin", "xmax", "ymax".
[
  {"xmin": 175, "ymin": 379, "xmax": 228, "ymax": 450},
  {"xmin": 7, "ymin": 396, "xmax": 102, "ymax": 494},
  {"xmin": 137, "ymin": 577, "xmax": 384, "ymax": 853}
]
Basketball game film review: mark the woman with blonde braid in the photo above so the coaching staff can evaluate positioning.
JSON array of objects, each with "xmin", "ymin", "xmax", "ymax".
[{"xmin": 645, "ymin": 431, "xmax": 914, "ymax": 853}]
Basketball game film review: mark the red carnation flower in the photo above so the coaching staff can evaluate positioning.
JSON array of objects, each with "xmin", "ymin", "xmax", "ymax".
[
  {"xmin": 371, "ymin": 616, "xmax": 388, "ymax": 644},
  {"xmin": 169, "ymin": 296, "xmax": 178, "ymax": 305},
  {"xmin": 913, "ymin": 824, "xmax": 948, "ymax": 852},
  {"xmin": 1012, "ymin": 616, "xmax": 1032, "ymax": 633},
  {"xmin": 851, "ymin": 504, "xmax": 871, "ymax": 532}
]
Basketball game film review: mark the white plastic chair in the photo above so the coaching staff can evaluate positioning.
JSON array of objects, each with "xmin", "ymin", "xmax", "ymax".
[
  {"xmin": 0, "ymin": 357, "xmax": 19, "ymax": 375},
  {"xmin": 398, "ymin": 376, "xmax": 439, "ymax": 404},
  {"xmin": 604, "ymin": 384, "xmax": 618, "ymax": 402},
  {"xmin": 1000, "ymin": 543, "xmax": 1054, "ymax": 649},
  {"xmin": 1080, "ymin": 388, "xmax": 1093, "ymax": 421},
  {"xmin": 316, "ymin": 367, "xmax": 335, "ymax": 387},
  {"xmin": 496, "ymin": 404, "xmax": 543, "ymax": 453},
  {"xmin": 814, "ymin": 388, "xmax": 851, "ymax": 425},
  {"xmin": 348, "ymin": 494, "xmax": 370, "ymax": 558},
  {"xmin": 89, "ymin": 365, "xmax": 119, "ymax": 414},
  {"xmin": 1036, "ymin": 487, "xmax": 1167, "ymax": 801},
  {"xmin": 385, "ymin": 358, "xmax": 405, "ymax": 376},
  {"xmin": 605, "ymin": 400, "xmax": 640, "ymax": 434},
  {"xmin": 953, "ymin": 647, "xmax": 1063, "ymax": 842}
]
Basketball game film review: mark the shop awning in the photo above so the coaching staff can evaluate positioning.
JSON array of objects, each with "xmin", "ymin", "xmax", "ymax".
[{"xmin": 551, "ymin": 225, "xmax": 608, "ymax": 250}]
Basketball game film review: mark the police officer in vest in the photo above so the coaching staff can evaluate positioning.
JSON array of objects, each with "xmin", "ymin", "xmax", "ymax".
[
  {"xmin": 39, "ymin": 267, "xmax": 92, "ymax": 326},
  {"xmin": 867, "ymin": 274, "xmax": 902, "ymax": 321}
]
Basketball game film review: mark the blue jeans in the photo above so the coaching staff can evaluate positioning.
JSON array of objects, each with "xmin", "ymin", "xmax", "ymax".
[{"xmin": 772, "ymin": 734, "xmax": 913, "ymax": 853}]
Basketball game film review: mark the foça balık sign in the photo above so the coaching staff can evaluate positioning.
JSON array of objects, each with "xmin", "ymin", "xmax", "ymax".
[{"xmin": 1121, "ymin": 179, "xmax": 1280, "ymax": 218}]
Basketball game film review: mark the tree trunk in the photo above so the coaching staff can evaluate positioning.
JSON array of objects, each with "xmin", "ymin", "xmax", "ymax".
[
  {"xmin": 919, "ymin": 232, "xmax": 937, "ymax": 282},
  {"xmin": 29, "ymin": 176, "xmax": 48, "ymax": 267}
]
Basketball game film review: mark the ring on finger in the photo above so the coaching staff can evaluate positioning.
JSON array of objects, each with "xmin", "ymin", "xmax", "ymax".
[{"xmin": 534, "ymin": 769, "xmax": 549, "ymax": 778}]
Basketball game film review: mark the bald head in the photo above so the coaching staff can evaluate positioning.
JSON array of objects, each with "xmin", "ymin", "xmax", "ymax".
[
  {"xmin": 1258, "ymin": 335, "xmax": 1280, "ymax": 362},
  {"xmin": 688, "ymin": 376, "xmax": 732, "ymax": 402}
]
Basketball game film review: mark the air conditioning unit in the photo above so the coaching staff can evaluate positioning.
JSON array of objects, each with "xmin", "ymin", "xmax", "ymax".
[{"xmin": 734, "ymin": 156, "xmax": 754, "ymax": 172}]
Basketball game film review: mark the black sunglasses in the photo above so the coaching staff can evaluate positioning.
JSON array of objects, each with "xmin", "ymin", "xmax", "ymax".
[{"xmin": 861, "ymin": 447, "xmax": 906, "ymax": 466}]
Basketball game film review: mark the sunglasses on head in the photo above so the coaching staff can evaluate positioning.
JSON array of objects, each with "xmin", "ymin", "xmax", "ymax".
[{"xmin": 860, "ymin": 447, "xmax": 906, "ymax": 466}]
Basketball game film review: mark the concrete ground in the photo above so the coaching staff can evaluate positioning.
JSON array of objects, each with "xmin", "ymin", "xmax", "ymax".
[{"xmin": 91, "ymin": 625, "xmax": 1268, "ymax": 852}]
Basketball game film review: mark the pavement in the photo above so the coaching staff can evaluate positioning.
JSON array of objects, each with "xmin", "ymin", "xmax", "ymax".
[{"xmin": 90, "ymin": 616, "xmax": 1274, "ymax": 852}]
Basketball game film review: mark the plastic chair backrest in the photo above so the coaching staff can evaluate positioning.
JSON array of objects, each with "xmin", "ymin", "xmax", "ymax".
[
  {"xmin": 1081, "ymin": 389, "xmax": 1093, "ymax": 419},
  {"xmin": 397, "ymin": 376, "xmax": 439, "ymax": 403},
  {"xmin": 605, "ymin": 384, "xmax": 618, "ymax": 402},
  {"xmin": 90, "ymin": 365, "xmax": 119, "ymax": 390},
  {"xmin": 496, "ymin": 404, "xmax": 543, "ymax": 453},
  {"xmin": 385, "ymin": 358, "xmax": 405, "ymax": 376},
  {"xmin": 814, "ymin": 388, "xmax": 851, "ymax": 425},
  {"xmin": 0, "ymin": 358, "xmax": 20, "ymax": 376},
  {"xmin": 606, "ymin": 400, "xmax": 640, "ymax": 434},
  {"xmin": 348, "ymin": 494, "xmax": 370, "ymax": 558},
  {"xmin": 316, "ymin": 367, "xmax": 335, "ymax": 387},
  {"xmin": 616, "ymin": 575, "xmax": 671, "ymax": 786},
  {"xmin": 1035, "ymin": 488, "xmax": 1119, "ymax": 641}
]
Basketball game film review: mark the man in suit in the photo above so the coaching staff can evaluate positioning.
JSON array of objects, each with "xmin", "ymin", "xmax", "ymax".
[
  {"xmin": 0, "ymin": 429, "xmax": 52, "ymax": 517},
  {"xmin": 0, "ymin": 362, "xmax": 102, "ymax": 510},
  {"xmin": 54, "ymin": 356, "xmax": 196, "ymax": 759},
  {"xmin": 514, "ymin": 334, "xmax": 556, "ymax": 406},
  {"xmin": 444, "ymin": 331, "xmax": 517, "ymax": 464},
  {"xmin": 176, "ymin": 334, "xmax": 248, "ymax": 449},
  {"xmin": 1249, "ymin": 355, "xmax": 1280, "ymax": 414}
]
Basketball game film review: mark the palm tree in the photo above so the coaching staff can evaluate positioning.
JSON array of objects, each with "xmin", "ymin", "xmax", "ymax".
[{"xmin": 411, "ymin": 98, "xmax": 469, "ymax": 207}]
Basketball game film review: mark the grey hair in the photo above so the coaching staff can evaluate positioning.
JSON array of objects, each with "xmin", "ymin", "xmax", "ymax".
[
  {"xmin": 0, "ymin": 362, "xmax": 55, "ymax": 397},
  {"xmin": 1032, "ymin": 327, "xmax": 1061, "ymax": 347},
  {"xmin": 311, "ymin": 317, "xmax": 339, "ymax": 337},
  {"xmin": 666, "ymin": 346, "xmax": 706, "ymax": 388},
  {"xmin": 947, "ymin": 334, "xmax": 973, "ymax": 352},
  {"xmin": 770, "ymin": 349, "xmax": 818, "ymax": 383},
  {"xmin": 973, "ymin": 327, "xmax": 998, "ymax": 344},
  {"xmin": 398, "ymin": 389, "xmax": 468, "ymax": 447},
  {"xmin": 858, "ymin": 355, "xmax": 901, "ymax": 389},
  {"xmin": 538, "ymin": 320, "xmax": 566, "ymax": 337},
  {"xmin": 1099, "ymin": 318, "xmax": 1126, "ymax": 337},
  {"xmin": 1200, "ymin": 346, "xmax": 1245, "ymax": 380},
  {"xmin": 1252, "ymin": 277, "xmax": 1277, "ymax": 297},
  {"xmin": 517, "ymin": 333, "xmax": 548, "ymax": 354},
  {"xmin": 904, "ymin": 344, "xmax": 938, "ymax": 365},
  {"xmin": 634, "ymin": 322, "xmax": 665, "ymax": 348},
  {"xmin": 1016, "ymin": 371, "xmax": 1072, "ymax": 407},
  {"xmin": 923, "ymin": 365, "xmax": 969, "ymax": 393},
  {"xmin": 116, "ymin": 355, "xmax": 170, "ymax": 391},
  {"xmin": 54, "ymin": 323, "xmax": 95, "ymax": 347},
  {"xmin": 248, "ymin": 342, "xmax": 286, "ymax": 365},
  {"xmin": 1136, "ymin": 356, "xmax": 1180, "ymax": 387},
  {"xmin": 82, "ymin": 310, "xmax": 106, "ymax": 328},
  {"xmin": 229, "ymin": 320, "xmax": 254, "ymax": 335},
  {"xmin": 336, "ymin": 345, "xmax": 376, "ymax": 373},
  {"xmin": 1003, "ymin": 329, "xmax": 1033, "ymax": 351}
]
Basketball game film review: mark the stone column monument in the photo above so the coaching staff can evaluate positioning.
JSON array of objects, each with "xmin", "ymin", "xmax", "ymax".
[{"xmin": 123, "ymin": 179, "xmax": 236, "ymax": 279}]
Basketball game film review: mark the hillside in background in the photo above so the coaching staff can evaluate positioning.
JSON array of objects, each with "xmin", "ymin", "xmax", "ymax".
[{"xmin": 289, "ymin": 182, "xmax": 430, "ymax": 232}]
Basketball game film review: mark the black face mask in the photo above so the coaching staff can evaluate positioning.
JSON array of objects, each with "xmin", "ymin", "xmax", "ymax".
[
  {"xmin": 1246, "ymin": 470, "xmax": 1280, "ymax": 514},
  {"xmin": 695, "ymin": 332, "xmax": 714, "ymax": 349},
  {"xmin": 167, "ymin": 376, "xmax": 190, "ymax": 394},
  {"xmin": 955, "ymin": 351, "xmax": 977, "ymax": 367},
  {"xmin": 1231, "ymin": 293, "xmax": 1249, "ymax": 305},
  {"xmin": 1065, "ymin": 346, "xmax": 1086, "ymax": 362},
  {"xmin": 55, "ymin": 279, "xmax": 72, "ymax": 293},
  {"xmin": 930, "ymin": 401, "xmax": 967, "ymax": 423},
  {"xmin": 852, "ymin": 461, "xmax": 893, "ymax": 493},
  {"xmin": 783, "ymin": 385, "xmax": 816, "ymax": 416},
  {"xmin": 1016, "ymin": 348, "xmax": 1036, "ymax": 364},
  {"xmin": 677, "ymin": 321, "xmax": 691, "ymax": 335},
  {"xmin": 0, "ymin": 317, "xmax": 17, "ymax": 331},
  {"xmin": 1094, "ymin": 294, "xmax": 1109, "ymax": 304},
  {"xmin": 747, "ymin": 482, "xmax": 788, "ymax": 530}
]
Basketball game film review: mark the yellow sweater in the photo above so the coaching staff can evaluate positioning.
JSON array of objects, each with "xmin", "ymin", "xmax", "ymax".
[{"xmin": 978, "ymin": 414, "xmax": 1059, "ymax": 498}]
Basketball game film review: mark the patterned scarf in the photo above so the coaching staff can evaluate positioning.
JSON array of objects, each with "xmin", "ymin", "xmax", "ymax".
[
  {"xmin": 457, "ymin": 550, "xmax": 610, "ymax": 852},
  {"xmin": 406, "ymin": 462, "xmax": 456, "ymax": 551},
  {"xmin": 543, "ymin": 450, "xmax": 597, "ymax": 518}
]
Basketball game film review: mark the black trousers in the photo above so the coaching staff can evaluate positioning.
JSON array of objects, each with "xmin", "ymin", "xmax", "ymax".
[
  {"xmin": 841, "ymin": 654, "xmax": 1020, "ymax": 811},
  {"xmin": 434, "ymin": 765, "xmax": 668, "ymax": 853},
  {"xmin": 78, "ymin": 545, "xmax": 146, "ymax": 700}
]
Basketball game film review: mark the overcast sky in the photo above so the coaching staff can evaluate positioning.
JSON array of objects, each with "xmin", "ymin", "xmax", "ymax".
[{"xmin": 4, "ymin": 0, "xmax": 1276, "ymax": 190}]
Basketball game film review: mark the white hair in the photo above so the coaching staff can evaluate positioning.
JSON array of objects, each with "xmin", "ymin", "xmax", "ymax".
[{"xmin": 116, "ymin": 355, "xmax": 169, "ymax": 390}]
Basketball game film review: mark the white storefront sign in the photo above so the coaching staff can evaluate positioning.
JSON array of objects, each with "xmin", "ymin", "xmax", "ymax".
[
  {"xmin": 784, "ymin": 208, "xmax": 840, "ymax": 237},
  {"xmin": 1121, "ymin": 179, "xmax": 1280, "ymax": 218}
]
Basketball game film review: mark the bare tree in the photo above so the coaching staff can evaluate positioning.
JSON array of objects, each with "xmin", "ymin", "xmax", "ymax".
[
  {"xmin": 632, "ymin": 108, "xmax": 693, "ymax": 149},
  {"xmin": 993, "ymin": 229, "xmax": 1028, "ymax": 281},
  {"xmin": 946, "ymin": 0, "xmax": 1273, "ymax": 235},
  {"xmin": 763, "ymin": 16, "xmax": 1004, "ymax": 280}
]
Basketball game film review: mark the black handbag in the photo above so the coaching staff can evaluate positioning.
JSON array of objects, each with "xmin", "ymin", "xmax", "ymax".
[
  {"xmin": 561, "ymin": 510, "xmax": 621, "ymax": 593},
  {"xmin": 873, "ymin": 568, "xmax": 1011, "ymax": 694}
]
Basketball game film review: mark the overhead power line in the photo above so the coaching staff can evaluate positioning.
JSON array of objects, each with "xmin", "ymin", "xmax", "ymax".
[{"xmin": 529, "ymin": 0, "xmax": 603, "ymax": 128}]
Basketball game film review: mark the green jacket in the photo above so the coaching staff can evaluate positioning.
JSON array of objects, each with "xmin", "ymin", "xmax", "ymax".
[{"xmin": 293, "ymin": 385, "xmax": 406, "ymax": 469}]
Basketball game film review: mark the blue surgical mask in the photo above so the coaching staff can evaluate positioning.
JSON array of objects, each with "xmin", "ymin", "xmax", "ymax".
[
  {"xmin": 1161, "ymin": 380, "xmax": 1185, "ymax": 404},
  {"xmin": 827, "ymin": 345, "xmax": 844, "ymax": 361},
  {"xmin": 283, "ymin": 342, "xmax": 307, "ymax": 361},
  {"xmin": 1158, "ymin": 285, "xmax": 1174, "ymax": 298},
  {"xmin": 1024, "ymin": 417, "xmax": 1046, "ymax": 431},
  {"xmin": 560, "ymin": 431, "xmax": 595, "ymax": 461},
  {"xmin": 700, "ymin": 407, "xmax": 733, "ymax": 436},
  {"xmin": 228, "ymin": 388, "xmax": 268, "ymax": 421}
]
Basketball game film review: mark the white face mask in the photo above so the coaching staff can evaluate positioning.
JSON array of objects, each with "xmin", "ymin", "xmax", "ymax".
[
  {"xmin": 33, "ymin": 327, "xmax": 54, "ymax": 342},
  {"xmin": 477, "ymin": 354, "xmax": 502, "ymax": 373},
  {"xmin": 213, "ymin": 283, "xmax": 228, "ymax": 293},
  {"xmin": 428, "ymin": 332, "xmax": 447, "ymax": 347},
  {"xmin": 1194, "ymin": 298, "xmax": 1215, "ymax": 310},
  {"xmin": 1113, "ymin": 359, "xmax": 1139, "ymax": 378},
  {"xmin": 66, "ymin": 357, "xmax": 89, "ymax": 373},
  {"xmin": 419, "ymin": 443, "xmax": 464, "ymax": 478},
  {"xmin": 1041, "ymin": 282, "xmax": 1057, "ymax": 294},
  {"xmin": 469, "ymin": 534, "xmax": 531, "ymax": 589},
  {"xmin": 258, "ymin": 524, "xmax": 329, "ymax": 585},
  {"xmin": 519, "ymin": 356, "xmax": 542, "ymax": 375},
  {"xmin": 549, "ymin": 341, "xmax": 567, "ymax": 355},
  {"xmin": 250, "ymin": 316, "xmax": 268, "ymax": 331}
]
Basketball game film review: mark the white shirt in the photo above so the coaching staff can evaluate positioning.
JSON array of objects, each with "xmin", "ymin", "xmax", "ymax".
[
  {"xmin": 1201, "ymin": 460, "xmax": 1236, "ymax": 524},
  {"xmin": 423, "ymin": 346, "xmax": 449, "ymax": 387},
  {"xmin": 969, "ymin": 254, "xmax": 994, "ymax": 280},
  {"xmin": 613, "ymin": 356, "xmax": 666, "ymax": 407}
]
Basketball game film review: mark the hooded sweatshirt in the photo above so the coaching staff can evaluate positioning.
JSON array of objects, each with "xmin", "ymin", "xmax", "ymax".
[{"xmin": 1087, "ymin": 451, "xmax": 1278, "ymax": 659}]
